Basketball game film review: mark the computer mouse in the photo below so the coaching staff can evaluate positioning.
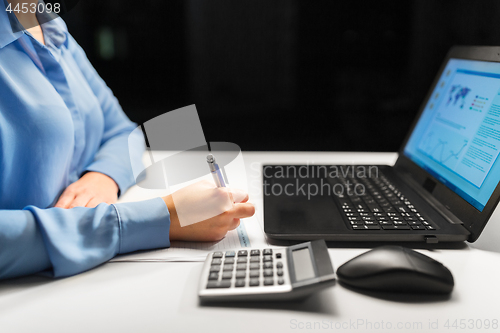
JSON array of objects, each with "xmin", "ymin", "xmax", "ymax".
[{"xmin": 336, "ymin": 246, "xmax": 454, "ymax": 294}]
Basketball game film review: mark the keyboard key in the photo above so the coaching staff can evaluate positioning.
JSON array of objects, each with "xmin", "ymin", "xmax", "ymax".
[
  {"xmin": 276, "ymin": 253, "xmax": 282, "ymax": 259},
  {"xmin": 225, "ymin": 251, "xmax": 235, "ymax": 257},
  {"xmin": 263, "ymin": 255, "xmax": 273, "ymax": 262},
  {"xmin": 278, "ymin": 278, "xmax": 285, "ymax": 285},
  {"xmin": 277, "ymin": 269, "xmax": 284, "ymax": 276},
  {"xmin": 411, "ymin": 225, "xmax": 426, "ymax": 230},
  {"xmin": 379, "ymin": 221, "xmax": 393, "ymax": 225},
  {"xmin": 426, "ymin": 225, "xmax": 436, "ymax": 230},
  {"xmin": 211, "ymin": 258, "xmax": 222, "ymax": 265},
  {"xmin": 237, "ymin": 257, "xmax": 248, "ymax": 264},
  {"xmin": 350, "ymin": 221, "xmax": 365, "ymax": 225},
  {"xmin": 208, "ymin": 272, "xmax": 218, "ymax": 280},
  {"xmin": 250, "ymin": 249, "xmax": 260, "ymax": 256},
  {"xmin": 213, "ymin": 252, "xmax": 223, "ymax": 258},
  {"xmin": 382, "ymin": 225, "xmax": 411, "ymax": 230},
  {"xmin": 222, "ymin": 272, "xmax": 232, "ymax": 279},
  {"xmin": 207, "ymin": 281, "xmax": 231, "ymax": 289},
  {"xmin": 263, "ymin": 269, "xmax": 273, "ymax": 277},
  {"xmin": 263, "ymin": 249, "xmax": 273, "ymax": 255},
  {"xmin": 249, "ymin": 257, "xmax": 260, "ymax": 263},
  {"xmin": 238, "ymin": 250, "xmax": 248, "ymax": 257},
  {"xmin": 249, "ymin": 279, "xmax": 260, "ymax": 287},
  {"xmin": 264, "ymin": 278, "xmax": 274, "ymax": 286},
  {"xmin": 249, "ymin": 263, "xmax": 260, "ymax": 270},
  {"xmin": 236, "ymin": 271, "xmax": 246, "ymax": 279},
  {"xmin": 352, "ymin": 224, "xmax": 380, "ymax": 230},
  {"xmin": 249, "ymin": 270, "xmax": 260, "ymax": 278},
  {"xmin": 223, "ymin": 258, "xmax": 235, "ymax": 265},
  {"xmin": 235, "ymin": 279, "xmax": 246, "ymax": 288},
  {"xmin": 223, "ymin": 264, "xmax": 234, "ymax": 271},
  {"xmin": 264, "ymin": 262, "xmax": 273, "ymax": 269},
  {"xmin": 236, "ymin": 264, "xmax": 247, "ymax": 270},
  {"xmin": 210, "ymin": 265, "xmax": 220, "ymax": 272},
  {"xmin": 276, "ymin": 262, "xmax": 283, "ymax": 269}
]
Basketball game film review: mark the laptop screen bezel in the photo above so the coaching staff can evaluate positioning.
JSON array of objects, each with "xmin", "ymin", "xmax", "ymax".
[{"xmin": 394, "ymin": 46, "xmax": 500, "ymax": 242}]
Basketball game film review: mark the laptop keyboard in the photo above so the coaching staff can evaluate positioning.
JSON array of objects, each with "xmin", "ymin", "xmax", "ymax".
[{"xmin": 336, "ymin": 173, "xmax": 438, "ymax": 231}]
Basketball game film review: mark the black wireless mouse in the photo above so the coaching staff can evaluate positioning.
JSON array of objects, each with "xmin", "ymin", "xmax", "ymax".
[{"xmin": 337, "ymin": 246, "xmax": 454, "ymax": 294}]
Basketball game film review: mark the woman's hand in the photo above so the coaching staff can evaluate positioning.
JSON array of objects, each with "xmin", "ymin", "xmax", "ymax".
[
  {"xmin": 164, "ymin": 180, "xmax": 255, "ymax": 242},
  {"xmin": 54, "ymin": 172, "xmax": 119, "ymax": 209}
]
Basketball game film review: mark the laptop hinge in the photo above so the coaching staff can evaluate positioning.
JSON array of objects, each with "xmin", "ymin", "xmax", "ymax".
[{"xmin": 399, "ymin": 173, "xmax": 463, "ymax": 225}]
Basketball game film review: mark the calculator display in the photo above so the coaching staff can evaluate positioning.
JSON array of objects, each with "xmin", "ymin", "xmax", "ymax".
[{"xmin": 292, "ymin": 248, "xmax": 316, "ymax": 281}]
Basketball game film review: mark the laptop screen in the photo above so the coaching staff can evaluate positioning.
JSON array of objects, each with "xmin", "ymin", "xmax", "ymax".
[{"xmin": 404, "ymin": 58, "xmax": 500, "ymax": 212}]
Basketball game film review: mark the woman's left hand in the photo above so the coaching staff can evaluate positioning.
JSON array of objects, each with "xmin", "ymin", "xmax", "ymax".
[{"xmin": 54, "ymin": 172, "xmax": 119, "ymax": 209}]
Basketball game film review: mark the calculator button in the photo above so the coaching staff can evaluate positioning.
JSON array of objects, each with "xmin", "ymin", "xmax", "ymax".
[
  {"xmin": 209, "ymin": 265, "xmax": 220, "ymax": 272},
  {"xmin": 238, "ymin": 250, "xmax": 248, "ymax": 256},
  {"xmin": 213, "ymin": 252, "xmax": 223, "ymax": 258},
  {"xmin": 211, "ymin": 258, "xmax": 222, "ymax": 265},
  {"xmin": 249, "ymin": 271, "xmax": 260, "ymax": 278},
  {"xmin": 264, "ymin": 278, "xmax": 274, "ymax": 286},
  {"xmin": 207, "ymin": 281, "xmax": 231, "ymax": 289},
  {"xmin": 276, "ymin": 262, "xmax": 283, "ymax": 269},
  {"xmin": 249, "ymin": 263, "xmax": 260, "ymax": 270},
  {"xmin": 249, "ymin": 257, "xmax": 260, "ymax": 263},
  {"xmin": 225, "ymin": 251, "xmax": 235, "ymax": 257},
  {"xmin": 277, "ymin": 269, "xmax": 284, "ymax": 276},
  {"xmin": 263, "ymin": 269, "xmax": 273, "ymax": 277},
  {"xmin": 249, "ymin": 279, "xmax": 260, "ymax": 287},
  {"xmin": 237, "ymin": 257, "xmax": 247, "ymax": 264},
  {"xmin": 263, "ymin": 255, "xmax": 273, "ymax": 262},
  {"xmin": 223, "ymin": 264, "xmax": 234, "ymax": 271},
  {"xmin": 263, "ymin": 262, "xmax": 273, "ymax": 269},
  {"xmin": 278, "ymin": 278, "xmax": 285, "ymax": 285},
  {"xmin": 276, "ymin": 253, "xmax": 282, "ymax": 259},
  {"xmin": 208, "ymin": 272, "xmax": 219, "ymax": 280},
  {"xmin": 235, "ymin": 279, "xmax": 246, "ymax": 288},
  {"xmin": 263, "ymin": 249, "xmax": 273, "ymax": 255},
  {"xmin": 222, "ymin": 272, "xmax": 232, "ymax": 279},
  {"xmin": 250, "ymin": 250, "xmax": 260, "ymax": 256},
  {"xmin": 236, "ymin": 271, "xmax": 246, "ymax": 279},
  {"xmin": 236, "ymin": 264, "xmax": 247, "ymax": 270},
  {"xmin": 224, "ymin": 258, "xmax": 235, "ymax": 265}
]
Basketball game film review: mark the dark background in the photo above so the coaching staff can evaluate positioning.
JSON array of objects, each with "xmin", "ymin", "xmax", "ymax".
[{"xmin": 63, "ymin": 0, "xmax": 500, "ymax": 152}]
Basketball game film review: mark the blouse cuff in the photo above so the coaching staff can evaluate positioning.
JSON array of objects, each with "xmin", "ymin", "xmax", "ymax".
[{"xmin": 112, "ymin": 197, "xmax": 171, "ymax": 254}]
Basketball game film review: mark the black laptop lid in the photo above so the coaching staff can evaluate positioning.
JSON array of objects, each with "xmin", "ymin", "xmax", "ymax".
[{"xmin": 395, "ymin": 46, "xmax": 500, "ymax": 242}]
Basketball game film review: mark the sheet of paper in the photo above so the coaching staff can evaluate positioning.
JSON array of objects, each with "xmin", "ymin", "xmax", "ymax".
[{"xmin": 111, "ymin": 215, "xmax": 268, "ymax": 262}]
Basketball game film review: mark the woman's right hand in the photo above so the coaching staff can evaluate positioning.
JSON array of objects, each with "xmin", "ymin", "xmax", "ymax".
[{"xmin": 163, "ymin": 180, "xmax": 255, "ymax": 242}]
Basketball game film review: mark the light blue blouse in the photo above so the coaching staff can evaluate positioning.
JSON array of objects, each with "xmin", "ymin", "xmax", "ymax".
[{"xmin": 0, "ymin": 10, "xmax": 171, "ymax": 279}]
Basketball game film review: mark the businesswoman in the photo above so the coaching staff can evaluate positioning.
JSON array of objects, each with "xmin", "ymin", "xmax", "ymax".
[{"xmin": 0, "ymin": 1, "xmax": 254, "ymax": 279}]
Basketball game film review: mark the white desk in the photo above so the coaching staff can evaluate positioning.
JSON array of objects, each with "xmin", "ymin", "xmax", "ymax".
[{"xmin": 2, "ymin": 152, "xmax": 500, "ymax": 333}]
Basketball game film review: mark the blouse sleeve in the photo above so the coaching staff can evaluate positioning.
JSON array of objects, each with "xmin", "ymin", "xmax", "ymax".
[
  {"xmin": 65, "ymin": 32, "xmax": 144, "ymax": 195},
  {"xmin": 0, "ymin": 198, "xmax": 170, "ymax": 280}
]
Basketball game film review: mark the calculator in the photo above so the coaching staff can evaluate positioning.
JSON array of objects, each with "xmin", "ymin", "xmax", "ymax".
[{"xmin": 198, "ymin": 240, "xmax": 336, "ymax": 302}]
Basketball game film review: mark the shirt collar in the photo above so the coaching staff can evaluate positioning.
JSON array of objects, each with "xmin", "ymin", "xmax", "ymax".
[
  {"xmin": 0, "ymin": 0, "xmax": 68, "ymax": 50},
  {"xmin": 0, "ymin": 0, "xmax": 24, "ymax": 49}
]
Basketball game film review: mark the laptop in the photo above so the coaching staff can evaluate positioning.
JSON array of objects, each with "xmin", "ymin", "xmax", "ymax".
[{"xmin": 264, "ymin": 46, "xmax": 500, "ymax": 244}]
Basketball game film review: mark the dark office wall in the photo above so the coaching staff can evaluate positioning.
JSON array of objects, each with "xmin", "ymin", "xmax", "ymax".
[{"xmin": 63, "ymin": 0, "xmax": 500, "ymax": 151}]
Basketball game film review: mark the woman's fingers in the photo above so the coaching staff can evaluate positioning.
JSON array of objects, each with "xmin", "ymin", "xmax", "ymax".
[
  {"xmin": 86, "ymin": 198, "xmax": 102, "ymax": 208},
  {"xmin": 230, "ymin": 188, "xmax": 249, "ymax": 203},
  {"xmin": 54, "ymin": 189, "xmax": 76, "ymax": 209},
  {"xmin": 68, "ymin": 193, "xmax": 92, "ymax": 208},
  {"xmin": 230, "ymin": 202, "xmax": 256, "ymax": 219}
]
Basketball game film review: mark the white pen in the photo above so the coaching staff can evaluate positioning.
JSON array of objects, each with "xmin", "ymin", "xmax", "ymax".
[{"xmin": 207, "ymin": 154, "xmax": 234, "ymax": 202}]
